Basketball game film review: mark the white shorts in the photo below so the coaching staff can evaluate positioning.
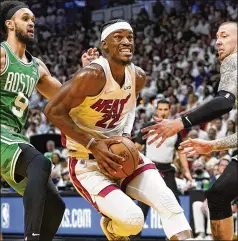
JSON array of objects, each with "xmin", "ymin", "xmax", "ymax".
[{"xmin": 68, "ymin": 153, "xmax": 156, "ymax": 212}]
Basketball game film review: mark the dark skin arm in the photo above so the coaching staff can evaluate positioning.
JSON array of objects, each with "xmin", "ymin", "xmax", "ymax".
[{"xmin": 44, "ymin": 64, "xmax": 124, "ymax": 176}]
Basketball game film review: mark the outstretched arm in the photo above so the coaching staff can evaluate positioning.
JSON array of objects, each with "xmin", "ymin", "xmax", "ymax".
[
  {"xmin": 181, "ymin": 54, "xmax": 237, "ymax": 128},
  {"xmin": 179, "ymin": 132, "xmax": 237, "ymax": 157},
  {"xmin": 213, "ymin": 132, "xmax": 237, "ymax": 151},
  {"xmin": 142, "ymin": 54, "xmax": 237, "ymax": 147}
]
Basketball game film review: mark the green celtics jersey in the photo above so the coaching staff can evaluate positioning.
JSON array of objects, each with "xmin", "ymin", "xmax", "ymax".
[{"xmin": 0, "ymin": 41, "xmax": 39, "ymax": 132}]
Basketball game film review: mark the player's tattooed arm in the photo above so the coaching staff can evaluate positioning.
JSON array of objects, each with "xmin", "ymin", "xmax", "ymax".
[
  {"xmin": 218, "ymin": 53, "xmax": 237, "ymax": 97},
  {"xmin": 0, "ymin": 46, "xmax": 6, "ymax": 73},
  {"xmin": 212, "ymin": 132, "xmax": 237, "ymax": 151}
]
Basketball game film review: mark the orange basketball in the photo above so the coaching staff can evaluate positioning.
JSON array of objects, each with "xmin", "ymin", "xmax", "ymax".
[{"xmin": 108, "ymin": 136, "xmax": 140, "ymax": 179}]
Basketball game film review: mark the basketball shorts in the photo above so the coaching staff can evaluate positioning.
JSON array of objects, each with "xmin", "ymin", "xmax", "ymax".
[
  {"xmin": 68, "ymin": 153, "xmax": 157, "ymax": 212},
  {"xmin": 1, "ymin": 125, "xmax": 30, "ymax": 195}
]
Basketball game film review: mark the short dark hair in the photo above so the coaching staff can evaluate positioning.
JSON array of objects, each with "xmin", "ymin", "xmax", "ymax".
[
  {"xmin": 0, "ymin": 1, "xmax": 28, "ymax": 36},
  {"xmin": 100, "ymin": 19, "xmax": 129, "ymax": 33},
  {"xmin": 157, "ymin": 99, "xmax": 170, "ymax": 108}
]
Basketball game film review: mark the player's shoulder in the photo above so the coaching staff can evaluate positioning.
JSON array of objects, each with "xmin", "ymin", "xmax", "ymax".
[
  {"xmin": 34, "ymin": 56, "xmax": 41, "ymax": 64},
  {"xmin": 0, "ymin": 45, "xmax": 6, "ymax": 58},
  {"xmin": 134, "ymin": 65, "xmax": 146, "ymax": 78},
  {"xmin": 34, "ymin": 57, "xmax": 51, "ymax": 77},
  {"xmin": 221, "ymin": 52, "xmax": 237, "ymax": 71},
  {"xmin": 34, "ymin": 57, "xmax": 46, "ymax": 68},
  {"xmin": 0, "ymin": 45, "xmax": 7, "ymax": 72},
  {"xmin": 79, "ymin": 63, "xmax": 105, "ymax": 80},
  {"xmin": 71, "ymin": 63, "xmax": 106, "ymax": 93}
]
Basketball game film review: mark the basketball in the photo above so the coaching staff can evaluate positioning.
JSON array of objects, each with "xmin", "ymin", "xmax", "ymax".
[{"xmin": 108, "ymin": 136, "xmax": 140, "ymax": 179}]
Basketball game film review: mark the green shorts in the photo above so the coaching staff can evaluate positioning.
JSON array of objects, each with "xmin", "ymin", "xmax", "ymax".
[{"xmin": 1, "ymin": 126, "xmax": 30, "ymax": 196}]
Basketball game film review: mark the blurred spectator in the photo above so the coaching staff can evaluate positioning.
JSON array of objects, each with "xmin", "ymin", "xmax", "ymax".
[
  {"xmin": 187, "ymin": 130, "xmax": 199, "ymax": 140},
  {"xmin": 226, "ymin": 120, "xmax": 236, "ymax": 136},
  {"xmin": 51, "ymin": 151, "xmax": 63, "ymax": 180},
  {"xmin": 136, "ymin": 95, "xmax": 155, "ymax": 120},
  {"xmin": 44, "ymin": 140, "xmax": 57, "ymax": 161},
  {"xmin": 207, "ymin": 127, "xmax": 217, "ymax": 141},
  {"xmin": 25, "ymin": 109, "xmax": 43, "ymax": 138},
  {"xmin": 197, "ymin": 86, "xmax": 213, "ymax": 105},
  {"xmin": 192, "ymin": 126, "xmax": 209, "ymax": 140},
  {"xmin": 191, "ymin": 159, "xmax": 210, "ymax": 191},
  {"xmin": 57, "ymin": 168, "xmax": 73, "ymax": 190},
  {"xmin": 214, "ymin": 118, "xmax": 226, "ymax": 139}
]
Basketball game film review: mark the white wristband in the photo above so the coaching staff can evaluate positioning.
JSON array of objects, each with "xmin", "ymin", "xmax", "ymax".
[{"xmin": 86, "ymin": 138, "xmax": 95, "ymax": 149}]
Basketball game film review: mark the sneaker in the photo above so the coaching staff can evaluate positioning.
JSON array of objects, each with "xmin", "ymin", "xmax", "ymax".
[
  {"xmin": 205, "ymin": 235, "xmax": 213, "ymax": 240},
  {"xmin": 194, "ymin": 235, "xmax": 205, "ymax": 240},
  {"xmin": 100, "ymin": 216, "xmax": 130, "ymax": 241}
]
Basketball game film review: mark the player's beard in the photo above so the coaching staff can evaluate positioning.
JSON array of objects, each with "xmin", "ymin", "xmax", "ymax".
[
  {"xmin": 15, "ymin": 25, "xmax": 36, "ymax": 46},
  {"xmin": 112, "ymin": 55, "xmax": 131, "ymax": 66}
]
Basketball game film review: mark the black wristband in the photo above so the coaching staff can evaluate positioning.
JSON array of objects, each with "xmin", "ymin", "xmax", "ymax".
[
  {"xmin": 181, "ymin": 116, "xmax": 192, "ymax": 129},
  {"xmin": 180, "ymin": 91, "xmax": 235, "ymax": 128}
]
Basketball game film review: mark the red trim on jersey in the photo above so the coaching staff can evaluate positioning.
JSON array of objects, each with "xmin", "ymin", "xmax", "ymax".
[
  {"xmin": 98, "ymin": 184, "xmax": 120, "ymax": 197},
  {"xmin": 139, "ymin": 157, "xmax": 144, "ymax": 165},
  {"xmin": 120, "ymin": 163, "xmax": 157, "ymax": 193},
  {"xmin": 69, "ymin": 157, "xmax": 99, "ymax": 212},
  {"xmin": 61, "ymin": 132, "xmax": 67, "ymax": 147}
]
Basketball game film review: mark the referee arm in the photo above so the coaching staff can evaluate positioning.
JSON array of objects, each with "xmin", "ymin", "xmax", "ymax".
[
  {"xmin": 176, "ymin": 134, "xmax": 192, "ymax": 181},
  {"xmin": 135, "ymin": 122, "xmax": 154, "ymax": 151}
]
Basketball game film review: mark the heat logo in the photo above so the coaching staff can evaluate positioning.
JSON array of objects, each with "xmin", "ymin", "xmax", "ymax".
[
  {"xmin": 1, "ymin": 203, "xmax": 10, "ymax": 228},
  {"xmin": 91, "ymin": 94, "xmax": 131, "ymax": 128}
]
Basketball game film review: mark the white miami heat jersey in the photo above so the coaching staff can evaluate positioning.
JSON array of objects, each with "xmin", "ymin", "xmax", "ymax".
[{"xmin": 66, "ymin": 56, "xmax": 137, "ymax": 158}]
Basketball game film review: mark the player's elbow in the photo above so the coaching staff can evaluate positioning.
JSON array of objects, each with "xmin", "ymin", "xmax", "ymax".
[
  {"xmin": 220, "ymin": 97, "xmax": 234, "ymax": 113},
  {"xmin": 44, "ymin": 102, "xmax": 59, "ymax": 123},
  {"xmin": 217, "ymin": 91, "xmax": 235, "ymax": 113}
]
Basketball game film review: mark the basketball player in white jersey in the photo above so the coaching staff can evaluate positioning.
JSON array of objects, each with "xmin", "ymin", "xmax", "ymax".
[{"xmin": 45, "ymin": 19, "xmax": 193, "ymax": 240}]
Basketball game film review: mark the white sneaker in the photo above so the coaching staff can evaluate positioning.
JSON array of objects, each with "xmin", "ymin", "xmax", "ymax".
[
  {"xmin": 100, "ymin": 216, "xmax": 130, "ymax": 241},
  {"xmin": 194, "ymin": 235, "xmax": 205, "ymax": 240},
  {"xmin": 205, "ymin": 235, "xmax": 213, "ymax": 240}
]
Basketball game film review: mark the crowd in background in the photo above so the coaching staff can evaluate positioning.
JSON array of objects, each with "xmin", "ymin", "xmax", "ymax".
[{"xmin": 1, "ymin": 0, "xmax": 237, "ymax": 238}]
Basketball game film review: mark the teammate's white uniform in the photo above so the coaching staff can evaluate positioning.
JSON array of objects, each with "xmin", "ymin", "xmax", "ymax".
[{"xmin": 66, "ymin": 56, "xmax": 191, "ymax": 238}]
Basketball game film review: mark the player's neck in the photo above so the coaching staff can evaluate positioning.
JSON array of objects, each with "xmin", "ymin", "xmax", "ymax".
[
  {"xmin": 7, "ymin": 36, "xmax": 26, "ymax": 60},
  {"xmin": 108, "ymin": 59, "xmax": 126, "ymax": 87}
]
